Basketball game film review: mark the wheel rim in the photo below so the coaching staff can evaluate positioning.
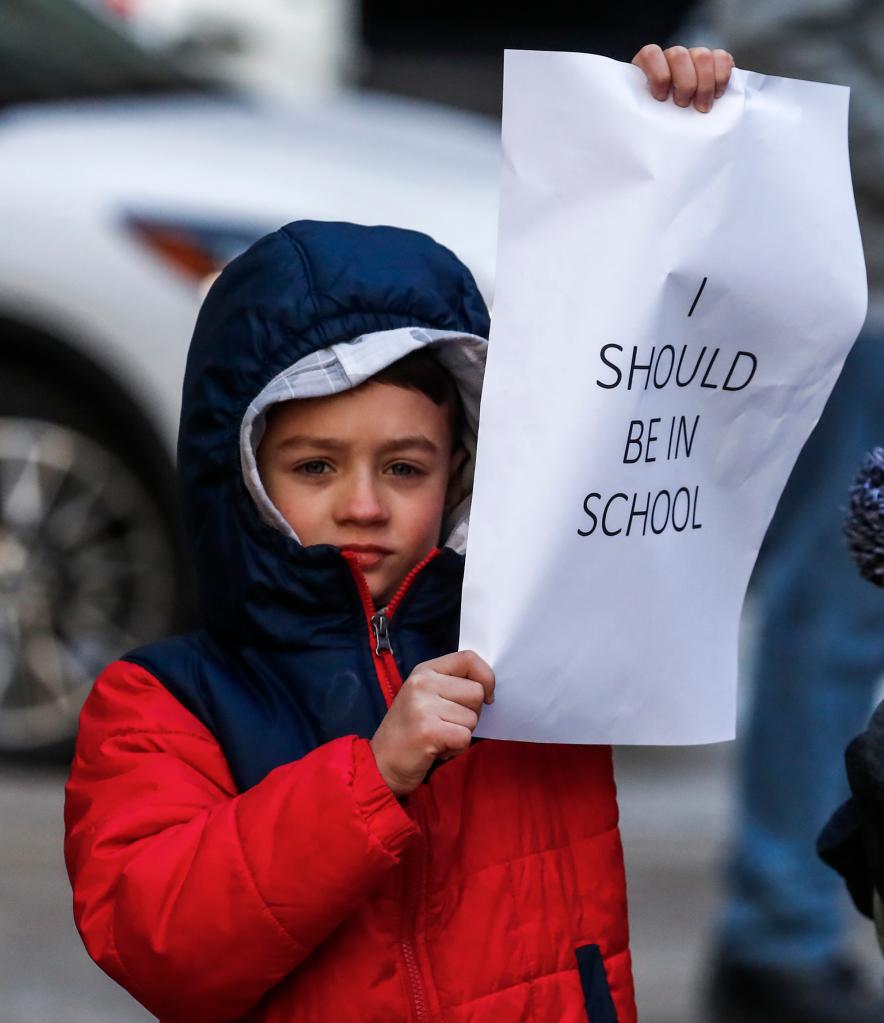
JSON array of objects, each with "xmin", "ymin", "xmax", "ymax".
[{"xmin": 0, "ymin": 418, "xmax": 178, "ymax": 750}]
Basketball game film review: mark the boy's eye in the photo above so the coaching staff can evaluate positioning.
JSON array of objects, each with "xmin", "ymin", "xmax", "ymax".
[
  {"xmin": 296, "ymin": 459, "xmax": 332, "ymax": 476},
  {"xmin": 387, "ymin": 462, "xmax": 421, "ymax": 477}
]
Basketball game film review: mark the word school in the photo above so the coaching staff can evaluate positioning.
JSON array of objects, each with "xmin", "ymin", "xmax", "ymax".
[{"xmin": 579, "ymin": 486, "xmax": 702, "ymax": 538}]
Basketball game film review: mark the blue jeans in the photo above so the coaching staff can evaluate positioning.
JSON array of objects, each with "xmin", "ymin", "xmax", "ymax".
[{"xmin": 718, "ymin": 324, "xmax": 884, "ymax": 968}]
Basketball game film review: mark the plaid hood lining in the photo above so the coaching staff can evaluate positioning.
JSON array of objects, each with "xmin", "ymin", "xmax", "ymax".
[{"xmin": 239, "ymin": 325, "xmax": 487, "ymax": 556}]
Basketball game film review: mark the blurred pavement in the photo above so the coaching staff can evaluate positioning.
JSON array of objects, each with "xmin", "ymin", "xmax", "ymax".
[{"xmin": 1, "ymin": 746, "xmax": 880, "ymax": 1022}]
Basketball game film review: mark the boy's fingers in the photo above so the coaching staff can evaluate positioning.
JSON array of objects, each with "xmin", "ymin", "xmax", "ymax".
[
  {"xmin": 664, "ymin": 45, "xmax": 697, "ymax": 107},
  {"xmin": 689, "ymin": 47, "xmax": 716, "ymax": 112},
  {"xmin": 436, "ymin": 698, "xmax": 479, "ymax": 732},
  {"xmin": 436, "ymin": 721, "xmax": 473, "ymax": 756},
  {"xmin": 436, "ymin": 675, "xmax": 487, "ymax": 713},
  {"xmin": 417, "ymin": 650, "xmax": 495, "ymax": 703},
  {"xmin": 713, "ymin": 49, "xmax": 734, "ymax": 99},
  {"xmin": 458, "ymin": 649, "xmax": 495, "ymax": 703},
  {"xmin": 632, "ymin": 43, "xmax": 671, "ymax": 101}
]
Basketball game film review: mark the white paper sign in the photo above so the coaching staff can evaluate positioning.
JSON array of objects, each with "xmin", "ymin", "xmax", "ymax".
[{"xmin": 460, "ymin": 50, "xmax": 867, "ymax": 745}]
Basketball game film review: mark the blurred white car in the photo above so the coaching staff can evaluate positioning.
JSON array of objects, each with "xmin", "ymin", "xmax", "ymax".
[{"xmin": 0, "ymin": 0, "xmax": 498, "ymax": 754}]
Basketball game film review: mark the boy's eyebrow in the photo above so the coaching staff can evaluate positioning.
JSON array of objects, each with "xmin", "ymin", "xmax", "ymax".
[
  {"xmin": 275, "ymin": 435, "xmax": 346, "ymax": 452},
  {"xmin": 377, "ymin": 436, "xmax": 439, "ymax": 455},
  {"xmin": 275, "ymin": 435, "xmax": 439, "ymax": 454}
]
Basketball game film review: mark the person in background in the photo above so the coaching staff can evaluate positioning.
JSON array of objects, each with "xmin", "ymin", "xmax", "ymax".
[
  {"xmin": 819, "ymin": 448, "xmax": 884, "ymax": 958},
  {"xmin": 703, "ymin": 2, "xmax": 884, "ymax": 1020}
]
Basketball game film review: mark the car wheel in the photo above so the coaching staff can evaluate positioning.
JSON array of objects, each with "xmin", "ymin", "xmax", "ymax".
[{"xmin": 0, "ymin": 403, "xmax": 183, "ymax": 756}]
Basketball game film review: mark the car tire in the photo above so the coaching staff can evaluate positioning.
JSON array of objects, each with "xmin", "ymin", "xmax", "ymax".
[{"xmin": 0, "ymin": 367, "xmax": 188, "ymax": 758}]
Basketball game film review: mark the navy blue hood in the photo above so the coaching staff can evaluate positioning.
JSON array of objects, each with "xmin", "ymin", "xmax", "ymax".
[
  {"xmin": 179, "ymin": 219, "xmax": 490, "ymax": 645},
  {"xmin": 126, "ymin": 220, "xmax": 490, "ymax": 789}
]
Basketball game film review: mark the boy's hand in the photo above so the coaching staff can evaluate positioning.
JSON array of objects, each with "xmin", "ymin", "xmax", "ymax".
[
  {"xmin": 632, "ymin": 43, "xmax": 734, "ymax": 113},
  {"xmin": 370, "ymin": 651, "xmax": 495, "ymax": 798}
]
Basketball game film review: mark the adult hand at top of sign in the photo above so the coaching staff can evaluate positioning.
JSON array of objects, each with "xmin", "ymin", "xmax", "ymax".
[{"xmin": 632, "ymin": 44, "xmax": 734, "ymax": 113}]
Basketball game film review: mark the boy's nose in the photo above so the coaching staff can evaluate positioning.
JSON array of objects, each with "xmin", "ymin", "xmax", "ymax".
[{"xmin": 335, "ymin": 474, "xmax": 389, "ymax": 526}]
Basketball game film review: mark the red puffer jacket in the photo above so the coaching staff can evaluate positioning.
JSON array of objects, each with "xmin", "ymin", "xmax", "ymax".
[{"xmin": 65, "ymin": 658, "xmax": 635, "ymax": 1023}]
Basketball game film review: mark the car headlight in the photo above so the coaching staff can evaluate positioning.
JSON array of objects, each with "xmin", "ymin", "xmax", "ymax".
[{"xmin": 124, "ymin": 215, "xmax": 268, "ymax": 292}]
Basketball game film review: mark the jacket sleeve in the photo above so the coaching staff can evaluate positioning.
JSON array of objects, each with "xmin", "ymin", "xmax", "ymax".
[{"xmin": 64, "ymin": 660, "xmax": 418, "ymax": 1022}]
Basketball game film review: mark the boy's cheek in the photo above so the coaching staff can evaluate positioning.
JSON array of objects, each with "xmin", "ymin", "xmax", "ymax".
[{"xmin": 266, "ymin": 479, "xmax": 323, "ymax": 543}]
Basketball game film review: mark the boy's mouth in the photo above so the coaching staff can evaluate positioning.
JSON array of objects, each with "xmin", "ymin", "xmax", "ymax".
[{"xmin": 340, "ymin": 544, "xmax": 393, "ymax": 569}]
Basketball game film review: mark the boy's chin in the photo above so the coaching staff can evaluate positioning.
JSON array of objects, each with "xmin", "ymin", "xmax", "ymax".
[
  {"xmin": 368, "ymin": 576, "xmax": 397, "ymax": 608},
  {"xmin": 362, "ymin": 551, "xmax": 435, "ymax": 608},
  {"xmin": 367, "ymin": 564, "xmax": 411, "ymax": 608}
]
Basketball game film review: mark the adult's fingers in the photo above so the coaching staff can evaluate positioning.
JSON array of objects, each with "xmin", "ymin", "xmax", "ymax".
[
  {"xmin": 664, "ymin": 45, "xmax": 697, "ymax": 108},
  {"xmin": 713, "ymin": 49, "xmax": 735, "ymax": 99},
  {"xmin": 632, "ymin": 43, "xmax": 671, "ymax": 101},
  {"xmin": 689, "ymin": 47, "xmax": 716, "ymax": 112}
]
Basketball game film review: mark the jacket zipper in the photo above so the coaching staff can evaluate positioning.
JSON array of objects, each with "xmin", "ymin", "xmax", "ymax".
[
  {"xmin": 402, "ymin": 793, "xmax": 436, "ymax": 1023},
  {"xmin": 345, "ymin": 547, "xmax": 442, "ymax": 707},
  {"xmin": 343, "ymin": 548, "xmax": 441, "ymax": 1023}
]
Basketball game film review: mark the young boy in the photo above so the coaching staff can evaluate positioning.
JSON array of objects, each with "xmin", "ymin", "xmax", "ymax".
[{"xmin": 65, "ymin": 46, "xmax": 732, "ymax": 1022}]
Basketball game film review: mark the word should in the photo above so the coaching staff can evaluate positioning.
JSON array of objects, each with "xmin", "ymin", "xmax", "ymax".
[
  {"xmin": 578, "ymin": 486, "xmax": 703, "ymax": 538},
  {"xmin": 597, "ymin": 344, "xmax": 757, "ymax": 392}
]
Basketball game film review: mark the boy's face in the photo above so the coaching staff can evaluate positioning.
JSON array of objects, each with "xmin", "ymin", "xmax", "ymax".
[{"xmin": 257, "ymin": 382, "xmax": 464, "ymax": 605}]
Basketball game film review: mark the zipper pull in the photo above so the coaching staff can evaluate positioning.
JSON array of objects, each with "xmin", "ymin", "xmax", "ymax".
[{"xmin": 370, "ymin": 612, "xmax": 393, "ymax": 656}]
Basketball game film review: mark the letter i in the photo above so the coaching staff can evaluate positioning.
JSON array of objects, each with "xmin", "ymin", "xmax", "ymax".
[{"xmin": 667, "ymin": 417, "xmax": 675, "ymax": 460}]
